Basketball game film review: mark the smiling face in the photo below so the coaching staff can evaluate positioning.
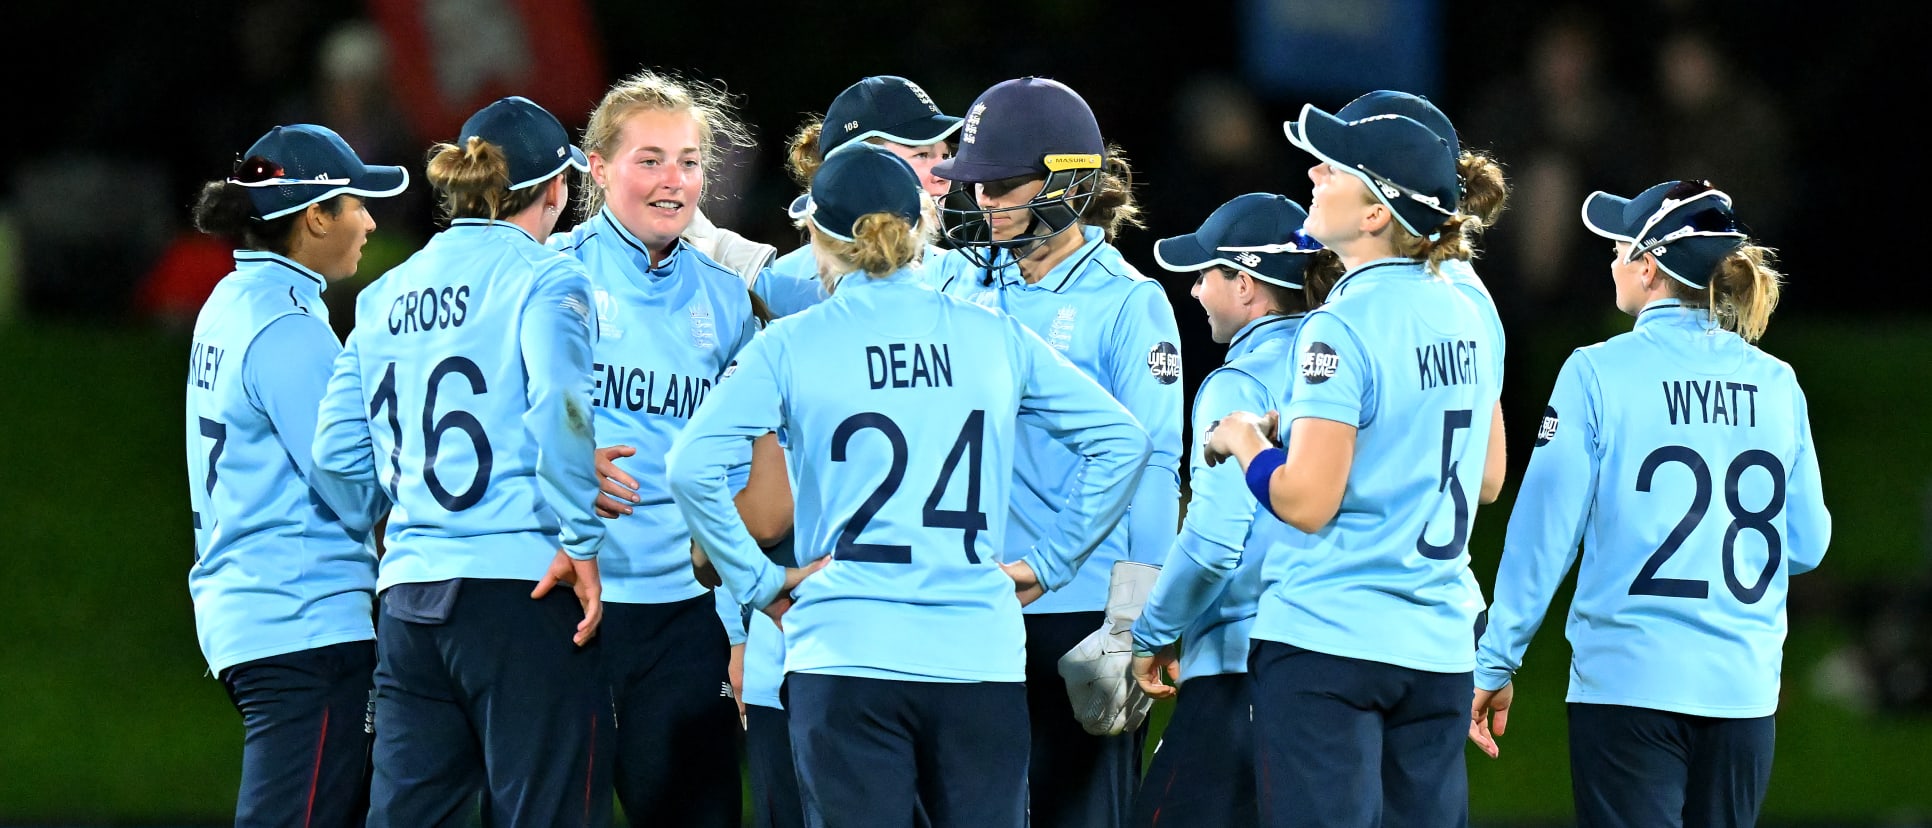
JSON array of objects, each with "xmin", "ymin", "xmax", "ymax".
[
  {"xmin": 1191, "ymin": 266, "xmax": 1249, "ymax": 343},
  {"xmin": 590, "ymin": 107, "xmax": 704, "ymax": 259},
  {"xmin": 1303, "ymin": 161, "xmax": 1375, "ymax": 247}
]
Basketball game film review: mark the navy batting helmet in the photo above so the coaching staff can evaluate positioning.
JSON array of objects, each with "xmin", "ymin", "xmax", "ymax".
[{"xmin": 933, "ymin": 77, "xmax": 1105, "ymax": 267}]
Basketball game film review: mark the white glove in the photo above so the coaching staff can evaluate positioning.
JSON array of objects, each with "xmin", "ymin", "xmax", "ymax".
[
  {"xmin": 1057, "ymin": 561, "xmax": 1161, "ymax": 736},
  {"xmin": 682, "ymin": 208, "xmax": 777, "ymax": 288}
]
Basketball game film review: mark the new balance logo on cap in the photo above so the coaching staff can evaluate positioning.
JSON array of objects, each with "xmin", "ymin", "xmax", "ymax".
[
  {"xmin": 845, "ymin": 121, "xmax": 860, "ymax": 133},
  {"xmin": 1235, "ymin": 252, "xmax": 1261, "ymax": 268}
]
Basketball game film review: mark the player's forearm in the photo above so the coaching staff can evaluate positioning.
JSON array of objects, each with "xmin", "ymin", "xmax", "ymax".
[
  {"xmin": 522, "ymin": 279, "xmax": 604, "ymax": 559},
  {"xmin": 668, "ymin": 432, "xmax": 784, "ymax": 607},
  {"xmin": 1021, "ymin": 419, "xmax": 1150, "ymax": 591},
  {"xmin": 1475, "ymin": 442, "xmax": 1595, "ymax": 690},
  {"xmin": 1125, "ymin": 468, "xmax": 1180, "ymax": 565},
  {"xmin": 1130, "ymin": 533, "xmax": 1236, "ymax": 654},
  {"xmin": 311, "ymin": 345, "xmax": 384, "ymax": 534}
]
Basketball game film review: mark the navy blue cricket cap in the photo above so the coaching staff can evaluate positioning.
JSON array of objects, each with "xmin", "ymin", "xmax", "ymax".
[
  {"xmin": 1582, "ymin": 180, "xmax": 1747, "ymax": 288},
  {"xmin": 1153, "ymin": 193, "xmax": 1322, "ymax": 289},
  {"xmin": 458, "ymin": 96, "xmax": 590, "ymax": 191},
  {"xmin": 796, "ymin": 143, "xmax": 923, "ymax": 242},
  {"xmin": 231, "ymin": 124, "xmax": 408, "ymax": 220},
  {"xmin": 933, "ymin": 77, "xmax": 1104, "ymax": 183},
  {"xmin": 1284, "ymin": 103, "xmax": 1459, "ymax": 238},
  {"xmin": 822, "ymin": 76, "xmax": 962, "ymax": 157},
  {"xmin": 1333, "ymin": 90, "xmax": 1459, "ymax": 158}
]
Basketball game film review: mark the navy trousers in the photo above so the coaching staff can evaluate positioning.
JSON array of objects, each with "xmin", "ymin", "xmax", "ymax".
[
  {"xmin": 366, "ymin": 579, "xmax": 612, "ymax": 828},
  {"xmin": 747, "ymin": 704, "xmax": 805, "ymax": 828},
  {"xmin": 601, "ymin": 594, "xmax": 742, "ymax": 827},
  {"xmin": 1025, "ymin": 611, "xmax": 1143, "ymax": 828},
  {"xmin": 788, "ymin": 673, "xmax": 1029, "ymax": 828},
  {"xmin": 1568, "ymin": 703, "xmax": 1775, "ymax": 828},
  {"xmin": 1129, "ymin": 672, "xmax": 1258, "ymax": 828},
  {"xmin": 220, "ymin": 639, "xmax": 376, "ymax": 828},
  {"xmin": 1249, "ymin": 641, "xmax": 1470, "ymax": 828}
]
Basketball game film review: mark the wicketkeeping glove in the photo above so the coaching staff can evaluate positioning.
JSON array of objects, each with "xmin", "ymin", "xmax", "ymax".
[{"xmin": 1057, "ymin": 561, "xmax": 1161, "ymax": 736}]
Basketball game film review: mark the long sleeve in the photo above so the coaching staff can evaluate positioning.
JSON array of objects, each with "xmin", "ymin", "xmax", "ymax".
[
  {"xmin": 1106, "ymin": 282, "xmax": 1184, "ymax": 564},
  {"xmin": 1011, "ymin": 316, "xmax": 1152, "ymax": 590},
  {"xmin": 1474, "ymin": 352, "xmax": 1602, "ymax": 692},
  {"xmin": 1130, "ymin": 369, "xmax": 1273, "ymax": 652},
  {"xmin": 1783, "ymin": 384, "xmax": 1831, "ymax": 576},
  {"xmin": 521, "ymin": 265, "xmax": 605, "ymax": 560},
  {"xmin": 712, "ymin": 447, "xmax": 756, "ymax": 645},
  {"xmin": 668, "ymin": 334, "xmax": 787, "ymax": 609},
  {"xmin": 245, "ymin": 314, "xmax": 341, "ymax": 484},
  {"xmin": 312, "ymin": 330, "xmax": 383, "ymax": 536}
]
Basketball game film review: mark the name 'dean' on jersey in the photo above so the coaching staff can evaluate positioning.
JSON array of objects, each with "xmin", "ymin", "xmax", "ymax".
[{"xmin": 668, "ymin": 267, "xmax": 1150, "ymax": 683}]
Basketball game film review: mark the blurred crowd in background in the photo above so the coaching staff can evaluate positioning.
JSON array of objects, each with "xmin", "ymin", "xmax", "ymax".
[{"xmin": 3, "ymin": 0, "xmax": 1925, "ymax": 725}]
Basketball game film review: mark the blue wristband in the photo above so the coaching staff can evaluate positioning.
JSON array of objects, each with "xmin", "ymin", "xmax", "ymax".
[{"xmin": 1245, "ymin": 447, "xmax": 1286, "ymax": 514}]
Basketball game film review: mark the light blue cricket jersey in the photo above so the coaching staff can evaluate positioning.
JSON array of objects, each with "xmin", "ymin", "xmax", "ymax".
[
  {"xmin": 185, "ymin": 252, "xmax": 376, "ymax": 673},
  {"xmin": 553, "ymin": 210, "xmax": 757, "ymax": 604},
  {"xmin": 1130, "ymin": 314, "xmax": 1301, "ymax": 680},
  {"xmin": 933, "ymin": 226, "xmax": 1183, "ymax": 614},
  {"xmin": 1475, "ymin": 300, "xmax": 1830, "ymax": 717},
  {"xmin": 667, "ymin": 266, "xmax": 1150, "ymax": 682},
  {"xmin": 1255, "ymin": 258, "xmax": 1502, "ymax": 673},
  {"xmin": 313, "ymin": 219, "xmax": 605, "ymax": 591},
  {"xmin": 755, "ymin": 241, "xmax": 949, "ymax": 319}
]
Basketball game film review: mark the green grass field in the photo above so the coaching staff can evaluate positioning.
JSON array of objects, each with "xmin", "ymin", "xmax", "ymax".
[{"xmin": 2, "ymin": 316, "xmax": 1929, "ymax": 825}]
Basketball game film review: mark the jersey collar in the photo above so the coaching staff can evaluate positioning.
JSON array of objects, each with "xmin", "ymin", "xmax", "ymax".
[
  {"xmin": 233, "ymin": 250, "xmax": 328, "ymax": 295},
  {"xmin": 832, "ymin": 265, "xmax": 921, "ymax": 294},
  {"xmin": 596, "ymin": 208, "xmax": 687, "ymax": 279},
  {"xmin": 1023, "ymin": 225, "xmax": 1107, "ymax": 293},
  {"xmin": 449, "ymin": 217, "xmax": 539, "ymax": 245},
  {"xmin": 1327, "ymin": 256, "xmax": 1416, "ymax": 299},
  {"xmin": 1225, "ymin": 312, "xmax": 1303, "ymax": 363},
  {"xmin": 1634, "ymin": 298, "xmax": 1718, "ymax": 332}
]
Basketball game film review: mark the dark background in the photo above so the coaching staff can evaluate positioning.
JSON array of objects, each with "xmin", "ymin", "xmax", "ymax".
[{"xmin": 2, "ymin": 0, "xmax": 1927, "ymax": 825}]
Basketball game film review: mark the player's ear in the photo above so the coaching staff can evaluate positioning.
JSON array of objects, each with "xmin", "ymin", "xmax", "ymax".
[
  {"xmin": 304, "ymin": 202, "xmax": 333, "ymax": 238},
  {"xmin": 587, "ymin": 151, "xmax": 608, "ymax": 189},
  {"xmin": 1235, "ymin": 271, "xmax": 1258, "ymax": 304},
  {"xmin": 1360, "ymin": 201, "xmax": 1392, "ymax": 236}
]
